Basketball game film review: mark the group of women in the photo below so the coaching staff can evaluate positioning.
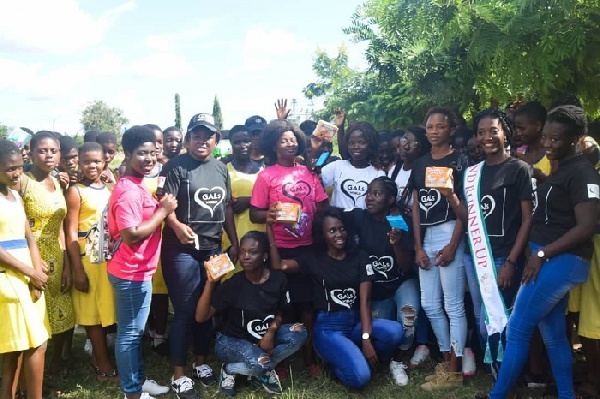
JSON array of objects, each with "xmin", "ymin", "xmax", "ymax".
[{"xmin": 1, "ymin": 98, "xmax": 599, "ymax": 399}]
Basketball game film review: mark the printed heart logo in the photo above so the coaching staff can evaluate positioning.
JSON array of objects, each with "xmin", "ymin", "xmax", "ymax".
[
  {"xmin": 282, "ymin": 181, "xmax": 311, "ymax": 207},
  {"xmin": 247, "ymin": 315, "xmax": 275, "ymax": 340},
  {"xmin": 330, "ymin": 288, "xmax": 356, "ymax": 309},
  {"xmin": 369, "ymin": 255, "xmax": 394, "ymax": 279},
  {"xmin": 480, "ymin": 195, "xmax": 496, "ymax": 218},
  {"xmin": 194, "ymin": 186, "xmax": 225, "ymax": 217},
  {"xmin": 419, "ymin": 189, "xmax": 441, "ymax": 216},
  {"xmin": 340, "ymin": 179, "xmax": 368, "ymax": 206}
]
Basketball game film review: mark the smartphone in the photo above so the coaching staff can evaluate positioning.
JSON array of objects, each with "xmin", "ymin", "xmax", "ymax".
[{"xmin": 315, "ymin": 151, "xmax": 331, "ymax": 168}]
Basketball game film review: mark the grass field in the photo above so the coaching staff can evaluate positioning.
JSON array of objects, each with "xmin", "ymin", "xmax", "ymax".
[{"xmin": 17, "ymin": 327, "xmax": 555, "ymax": 399}]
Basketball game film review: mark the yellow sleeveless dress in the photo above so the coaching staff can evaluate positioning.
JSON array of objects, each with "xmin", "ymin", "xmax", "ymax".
[
  {"xmin": 144, "ymin": 164, "xmax": 168, "ymax": 294},
  {"xmin": 0, "ymin": 189, "xmax": 50, "ymax": 353},
  {"xmin": 71, "ymin": 183, "xmax": 116, "ymax": 326},
  {"xmin": 21, "ymin": 174, "xmax": 74, "ymax": 335},
  {"xmin": 221, "ymin": 163, "xmax": 265, "ymax": 279}
]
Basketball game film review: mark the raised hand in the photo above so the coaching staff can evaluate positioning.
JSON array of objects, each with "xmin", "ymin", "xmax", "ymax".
[{"xmin": 275, "ymin": 98, "xmax": 291, "ymax": 120}]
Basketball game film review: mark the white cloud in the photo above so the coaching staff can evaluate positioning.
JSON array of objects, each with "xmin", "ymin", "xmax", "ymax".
[
  {"xmin": 128, "ymin": 52, "xmax": 194, "ymax": 80},
  {"xmin": 0, "ymin": 53, "xmax": 123, "ymax": 98},
  {"xmin": 242, "ymin": 27, "xmax": 312, "ymax": 72},
  {"xmin": 0, "ymin": 0, "xmax": 136, "ymax": 53},
  {"xmin": 144, "ymin": 24, "xmax": 216, "ymax": 52}
]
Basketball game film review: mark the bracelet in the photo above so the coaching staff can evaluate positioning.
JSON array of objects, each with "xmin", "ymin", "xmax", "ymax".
[{"xmin": 505, "ymin": 258, "xmax": 516, "ymax": 267}]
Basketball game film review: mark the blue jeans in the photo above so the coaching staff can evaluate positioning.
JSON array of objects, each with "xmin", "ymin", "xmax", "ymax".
[
  {"xmin": 214, "ymin": 324, "xmax": 307, "ymax": 377},
  {"xmin": 108, "ymin": 274, "xmax": 152, "ymax": 395},
  {"xmin": 464, "ymin": 254, "xmax": 521, "ymax": 374},
  {"xmin": 371, "ymin": 278, "xmax": 420, "ymax": 350},
  {"xmin": 312, "ymin": 309, "xmax": 404, "ymax": 388},
  {"xmin": 161, "ymin": 245, "xmax": 220, "ymax": 366},
  {"xmin": 419, "ymin": 220, "xmax": 467, "ymax": 356},
  {"xmin": 490, "ymin": 243, "xmax": 591, "ymax": 399}
]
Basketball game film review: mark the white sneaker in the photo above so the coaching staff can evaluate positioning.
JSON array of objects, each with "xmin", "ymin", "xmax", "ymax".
[
  {"xmin": 142, "ymin": 379, "xmax": 169, "ymax": 395},
  {"xmin": 83, "ymin": 339, "xmax": 92, "ymax": 357},
  {"xmin": 389, "ymin": 360, "xmax": 409, "ymax": 386},
  {"xmin": 409, "ymin": 344, "xmax": 430, "ymax": 367},
  {"xmin": 124, "ymin": 394, "xmax": 155, "ymax": 399},
  {"xmin": 462, "ymin": 347, "xmax": 476, "ymax": 376},
  {"xmin": 171, "ymin": 375, "xmax": 198, "ymax": 399}
]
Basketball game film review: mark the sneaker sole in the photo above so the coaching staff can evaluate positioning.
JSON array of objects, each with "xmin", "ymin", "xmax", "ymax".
[{"xmin": 262, "ymin": 385, "xmax": 282, "ymax": 395}]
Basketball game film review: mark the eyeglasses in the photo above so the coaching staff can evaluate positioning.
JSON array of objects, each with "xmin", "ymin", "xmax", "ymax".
[{"xmin": 399, "ymin": 138, "xmax": 420, "ymax": 149}]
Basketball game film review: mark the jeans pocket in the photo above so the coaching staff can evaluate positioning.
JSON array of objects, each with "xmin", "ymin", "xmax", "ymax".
[{"xmin": 0, "ymin": 272, "xmax": 20, "ymax": 304}]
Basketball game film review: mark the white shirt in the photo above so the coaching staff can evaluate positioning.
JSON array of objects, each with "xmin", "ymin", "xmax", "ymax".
[{"xmin": 321, "ymin": 160, "xmax": 384, "ymax": 209}]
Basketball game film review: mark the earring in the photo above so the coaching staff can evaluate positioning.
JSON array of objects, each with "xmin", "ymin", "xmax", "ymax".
[{"xmin": 263, "ymin": 257, "xmax": 268, "ymax": 262}]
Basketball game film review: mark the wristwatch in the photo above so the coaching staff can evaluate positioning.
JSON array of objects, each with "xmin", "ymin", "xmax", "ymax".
[
  {"xmin": 536, "ymin": 249, "xmax": 548, "ymax": 261},
  {"xmin": 362, "ymin": 332, "xmax": 371, "ymax": 340}
]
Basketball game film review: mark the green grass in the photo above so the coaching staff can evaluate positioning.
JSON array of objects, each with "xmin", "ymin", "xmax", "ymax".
[{"xmin": 20, "ymin": 328, "xmax": 551, "ymax": 399}]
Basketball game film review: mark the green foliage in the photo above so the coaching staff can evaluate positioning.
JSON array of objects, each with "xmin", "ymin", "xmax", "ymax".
[
  {"xmin": 80, "ymin": 100, "xmax": 128, "ymax": 133},
  {"xmin": 174, "ymin": 93, "xmax": 182, "ymax": 129},
  {"xmin": 0, "ymin": 123, "xmax": 7, "ymax": 139},
  {"xmin": 213, "ymin": 95, "xmax": 224, "ymax": 130},
  {"xmin": 306, "ymin": 0, "xmax": 600, "ymax": 128}
]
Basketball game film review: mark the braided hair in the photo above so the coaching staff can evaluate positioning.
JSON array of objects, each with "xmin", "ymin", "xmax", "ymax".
[
  {"xmin": 473, "ymin": 108, "xmax": 513, "ymax": 147},
  {"xmin": 546, "ymin": 105, "xmax": 587, "ymax": 138},
  {"xmin": 370, "ymin": 176, "xmax": 398, "ymax": 204}
]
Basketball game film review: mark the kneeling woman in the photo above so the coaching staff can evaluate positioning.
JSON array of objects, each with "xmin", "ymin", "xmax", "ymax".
[
  {"xmin": 268, "ymin": 208, "xmax": 404, "ymax": 388},
  {"xmin": 195, "ymin": 231, "xmax": 307, "ymax": 396}
]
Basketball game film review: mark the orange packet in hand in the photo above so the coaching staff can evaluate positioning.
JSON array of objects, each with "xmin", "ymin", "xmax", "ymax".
[
  {"xmin": 312, "ymin": 120, "xmax": 338, "ymax": 142},
  {"xmin": 425, "ymin": 166, "xmax": 453, "ymax": 189},
  {"xmin": 276, "ymin": 202, "xmax": 301, "ymax": 224},
  {"xmin": 204, "ymin": 254, "xmax": 235, "ymax": 281}
]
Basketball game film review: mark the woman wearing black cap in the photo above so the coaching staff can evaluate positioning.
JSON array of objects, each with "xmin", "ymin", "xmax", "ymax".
[{"xmin": 158, "ymin": 113, "xmax": 239, "ymax": 399}]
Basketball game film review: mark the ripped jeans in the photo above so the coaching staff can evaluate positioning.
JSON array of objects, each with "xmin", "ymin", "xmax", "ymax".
[
  {"xmin": 215, "ymin": 324, "xmax": 307, "ymax": 377},
  {"xmin": 371, "ymin": 278, "xmax": 420, "ymax": 350}
]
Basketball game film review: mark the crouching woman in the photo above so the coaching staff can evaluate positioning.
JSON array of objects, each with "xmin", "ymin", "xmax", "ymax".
[{"xmin": 196, "ymin": 231, "xmax": 306, "ymax": 396}]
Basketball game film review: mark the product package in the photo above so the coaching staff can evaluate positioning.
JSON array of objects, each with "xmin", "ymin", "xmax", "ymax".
[
  {"xmin": 204, "ymin": 254, "xmax": 235, "ymax": 281},
  {"xmin": 312, "ymin": 120, "xmax": 338, "ymax": 142},
  {"xmin": 276, "ymin": 202, "xmax": 301, "ymax": 224},
  {"xmin": 425, "ymin": 166, "xmax": 453, "ymax": 189}
]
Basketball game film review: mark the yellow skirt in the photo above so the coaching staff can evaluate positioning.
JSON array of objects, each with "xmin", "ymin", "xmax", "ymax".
[
  {"xmin": 578, "ymin": 234, "xmax": 600, "ymax": 339},
  {"xmin": 0, "ymin": 257, "xmax": 49, "ymax": 353},
  {"xmin": 152, "ymin": 260, "xmax": 168, "ymax": 295},
  {"xmin": 72, "ymin": 244, "xmax": 116, "ymax": 327}
]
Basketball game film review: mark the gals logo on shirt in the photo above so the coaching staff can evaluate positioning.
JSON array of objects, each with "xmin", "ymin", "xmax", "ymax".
[
  {"xmin": 330, "ymin": 288, "xmax": 356, "ymax": 309},
  {"xmin": 341, "ymin": 179, "xmax": 368, "ymax": 206},
  {"xmin": 282, "ymin": 181, "xmax": 311, "ymax": 207},
  {"xmin": 194, "ymin": 186, "xmax": 225, "ymax": 217},
  {"xmin": 419, "ymin": 188, "xmax": 441, "ymax": 216},
  {"xmin": 369, "ymin": 255, "xmax": 395, "ymax": 280},
  {"xmin": 247, "ymin": 315, "xmax": 275, "ymax": 340}
]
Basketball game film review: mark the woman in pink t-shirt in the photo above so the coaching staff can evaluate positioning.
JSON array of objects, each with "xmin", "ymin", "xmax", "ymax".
[
  {"xmin": 250, "ymin": 119, "xmax": 329, "ymax": 372},
  {"xmin": 108, "ymin": 126, "xmax": 177, "ymax": 399}
]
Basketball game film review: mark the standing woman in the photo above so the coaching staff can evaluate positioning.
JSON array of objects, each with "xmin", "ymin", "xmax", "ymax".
[
  {"xmin": 409, "ymin": 107, "xmax": 469, "ymax": 391},
  {"xmin": 220, "ymin": 125, "xmax": 264, "ymax": 272},
  {"xmin": 445, "ymin": 109, "xmax": 533, "ymax": 380},
  {"xmin": 0, "ymin": 140, "xmax": 49, "ymax": 399},
  {"xmin": 19, "ymin": 131, "xmax": 74, "ymax": 374},
  {"xmin": 487, "ymin": 106, "xmax": 600, "ymax": 399},
  {"xmin": 108, "ymin": 126, "xmax": 177, "ymax": 399},
  {"xmin": 250, "ymin": 119, "xmax": 329, "ymax": 373},
  {"xmin": 159, "ymin": 114, "xmax": 239, "ymax": 399}
]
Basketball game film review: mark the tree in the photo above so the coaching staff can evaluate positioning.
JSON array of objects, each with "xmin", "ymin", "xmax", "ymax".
[
  {"xmin": 305, "ymin": 0, "xmax": 600, "ymax": 128},
  {"xmin": 212, "ymin": 96, "xmax": 224, "ymax": 130},
  {"xmin": 80, "ymin": 100, "xmax": 128, "ymax": 133},
  {"xmin": 174, "ymin": 93, "xmax": 181, "ymax": 129},
  {"xmin": 0, "ymin": 123, "xmax": 7, "ymax": 139}
]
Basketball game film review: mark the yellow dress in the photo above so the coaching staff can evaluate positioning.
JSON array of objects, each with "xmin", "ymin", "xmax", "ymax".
[
  {"xmin": 533, "ymin": 154, "xmax": 552, "ymax": 177},
  {"xmin": 21, "ymin": 174, "xmax": 74, "ymax": 335},
  {"xmin": 0, "ymin": 190, "xmax": 50, "ymax": 353},
  {"xmin": 578, "ymin": 232, "xmax": 600, "ymax": 338},
  {"xmin": 144, "ymin": 164, "xmax": 168, "ymax": 294},
  {"xmin": 221, "ymin": 163, "xmax": 265, "ymax": 279},
  {"xmin": 71, "ymin": 183, "xmax": 116, "ymax": 327}
]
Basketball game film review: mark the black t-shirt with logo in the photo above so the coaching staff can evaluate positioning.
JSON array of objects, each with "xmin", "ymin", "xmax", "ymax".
[
  {"xmin": 211, "ymin": 270, "xmax": 290, "ymax": 343},
  {"xmin": 160, "ymin": 154, "xmax": 231, "ymax": 250},
  {"xmin": 343, "ymin": 209, "xmax": 414, "ymax": 301},
  {"xmin": 296, "ymin": 249, "xmax": 374, "ymax": 312},
  {"xmin": 475, "ymin": 158, "xmax": 533, "ymax": 258},
  {"xmin": 409, "ymin": 152, "xmax": 469, "ymax": 226},
  {"xmin": 530, "ymin": 155, "xmax": 600, "ymax": 258}
]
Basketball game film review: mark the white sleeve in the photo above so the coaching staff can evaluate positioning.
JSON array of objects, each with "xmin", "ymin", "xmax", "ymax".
[{"xmin": 320, "ymin": 160, "xmax": 338, "ymax": 189}]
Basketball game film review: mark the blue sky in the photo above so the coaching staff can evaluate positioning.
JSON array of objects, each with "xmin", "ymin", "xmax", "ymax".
[{"xmin": 0, "ymin": 0, "xmax": 367, "ymax": 135}]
